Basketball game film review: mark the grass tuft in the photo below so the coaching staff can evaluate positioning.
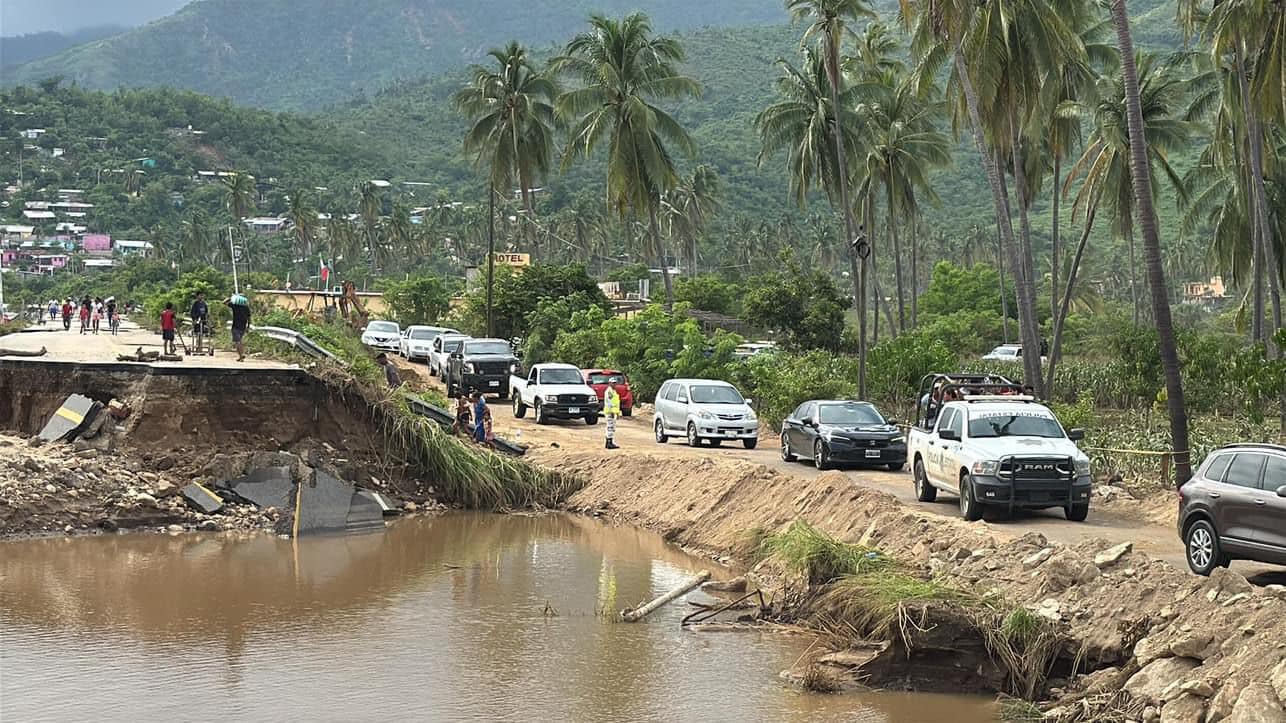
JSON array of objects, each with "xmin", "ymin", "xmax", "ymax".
[{"xmin": 759, "ymin": 520, "xmax": 890, "ymax": 585}]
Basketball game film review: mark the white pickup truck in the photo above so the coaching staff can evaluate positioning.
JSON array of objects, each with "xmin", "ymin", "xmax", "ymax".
[
  {"xmin": 907, "ymin": 393, "xmax": 1092, "ymax": 522},
  {"xmin": 509, "ymin": 363, "xmax": 601, "ymax": 425}
]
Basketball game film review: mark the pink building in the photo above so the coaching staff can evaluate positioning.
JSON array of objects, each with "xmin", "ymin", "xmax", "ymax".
[
  {"xmin": 1, "ymin": 250, "xmax": 15, "ymax": 267},
  {"xmin": 33, "ymin": 254, "xmax": 68, "ymax": 272},
  {"xmin": 82, "ymin": 234, "xmax": 112, "ymax": 252}
]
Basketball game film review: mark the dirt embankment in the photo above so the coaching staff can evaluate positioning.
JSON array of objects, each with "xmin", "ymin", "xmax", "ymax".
[
  {"xmin": 552, "ymin": 449, "xmax": 1286, "ymax": 720},
  {"xmin": 0, "ymin": 362, "xmax": 429, "ymax": 537}
]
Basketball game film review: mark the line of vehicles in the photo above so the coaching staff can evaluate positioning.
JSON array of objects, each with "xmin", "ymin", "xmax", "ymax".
[{"xmin": 367, "ymin": 321, "xmax": 1286, "ymax": 577}]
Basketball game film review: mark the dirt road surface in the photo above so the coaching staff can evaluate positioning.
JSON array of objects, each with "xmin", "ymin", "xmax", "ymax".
[
  {"xmin": 0, "ymin": 319, "xmax": 294, "ymax": 370},
  {"xmin": 395, "ymin": 356, "xmax": 1284, "ymax": 583}
]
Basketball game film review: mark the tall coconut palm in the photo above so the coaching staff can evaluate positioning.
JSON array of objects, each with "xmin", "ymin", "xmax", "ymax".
[
  {"xmin": 552, "ymin": 13, "xmax": 701, "ymax": 309},
  {"xmin": 787, "ymin": 0, "xmax": 874, "ymax": 394},
  {"xmin": 180, "ymin": 209, "xmax": 214, "ymax": 265},
  {"xmin": 1107, "ymin": 0, "xmax": 1193, "ymax": 484},
  {"xmin": 220, "ymin": 172, "xmax": 255, "ymax": 226},
  {"xmin": 663, "ymin": 165, "xmax": 722, "ymax": 275},
  {"xmin": 385, "ymin": 203, "xmax": 416, "ymax": 259},
  {"xmin": 356, "ymin": 181, "xmax": 384, "ymax": 271},
  {"xmin": 452, "ymin": 42, "xmax": 559, "ymax": 262},
  {"xmin": 286, "ymin": 188, "xmax": 318, "ymax": 261}
]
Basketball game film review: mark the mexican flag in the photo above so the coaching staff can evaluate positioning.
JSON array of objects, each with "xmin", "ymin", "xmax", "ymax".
[{"xmin": 319, "ymin": 257, "xmax": 330, "ymax": 287}]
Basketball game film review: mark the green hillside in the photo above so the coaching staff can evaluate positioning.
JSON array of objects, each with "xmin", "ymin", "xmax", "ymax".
[{"xmin": 5, "ymin": 0, "xmax": 784, "ymax": 110}]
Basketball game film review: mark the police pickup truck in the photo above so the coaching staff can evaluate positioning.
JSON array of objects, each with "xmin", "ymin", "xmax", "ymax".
[
  {"xmin": 907, "ymin": 374, "xmax": 1092, "ymax": 522},
  {"xmin": 509, "ymin": 363, "xmax": 600, "ymax": 425}
]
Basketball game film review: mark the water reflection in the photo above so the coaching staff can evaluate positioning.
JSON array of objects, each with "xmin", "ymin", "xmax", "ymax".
[{"xmin": 1, "ymin": 513, "xmax": 996, "ymax": 721}]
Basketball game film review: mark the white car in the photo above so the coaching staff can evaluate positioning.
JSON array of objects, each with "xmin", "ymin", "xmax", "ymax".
[
  {"xmin": 429, "ymin": 333, "xmax": 470, "ymax": 380},
  {"xmin": 653, "ymin": 378, "xmax": 759, "ymax": 449},
  {"xmin": 399, "ymin": 325, "xmax": 457, "ymax": 361},
  {"xmin": 982, "ymin": 344, "xmax": 1048, "ymax": 363},
  {"xmin": 361, "ymin": 320, "xmax": 401, "ymax": 352},
  {"xmin": 907, "ymin": 394, "xmax": 1092, "ymax": 522}
]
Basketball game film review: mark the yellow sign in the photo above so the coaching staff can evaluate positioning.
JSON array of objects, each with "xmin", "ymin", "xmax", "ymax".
[{"xmin": 493, "ymin": 253, "xmax": 530, "ymax": 267}]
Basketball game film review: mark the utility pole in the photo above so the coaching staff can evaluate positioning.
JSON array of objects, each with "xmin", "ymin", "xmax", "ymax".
[{"xmin": 486, "ymin": 183, "xmax": 496, "ymax": 338}]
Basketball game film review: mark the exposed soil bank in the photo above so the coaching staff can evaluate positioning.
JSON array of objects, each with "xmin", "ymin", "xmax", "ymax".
[{"xmin": 552, "ymin": 449, "xmax": 1286, "ymax": 720}]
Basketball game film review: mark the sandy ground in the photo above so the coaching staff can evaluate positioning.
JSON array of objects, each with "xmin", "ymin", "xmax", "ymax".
[
  {"xmin": 392, "ymin": 354, "xmax": 1286, "ymax": 582},
  {"xmin": 0, "ymin": 318, "xmax": 294, "ymax": 370}
]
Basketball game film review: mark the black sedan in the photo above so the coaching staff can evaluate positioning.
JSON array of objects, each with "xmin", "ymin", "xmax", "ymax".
[{"xmin": 780, "ymin": 400, "xmax": 907, "ymax": 471}]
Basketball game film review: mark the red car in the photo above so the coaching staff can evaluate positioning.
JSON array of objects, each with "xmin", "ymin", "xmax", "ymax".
[{"xmin": 582, "ymin": 369, "xmax": 634, "ymax": 416}]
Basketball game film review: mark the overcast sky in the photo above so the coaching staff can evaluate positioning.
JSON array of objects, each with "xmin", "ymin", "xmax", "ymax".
[{"xmin": 2, "ymin": 0, "xmax": 191, "ymax": 35}]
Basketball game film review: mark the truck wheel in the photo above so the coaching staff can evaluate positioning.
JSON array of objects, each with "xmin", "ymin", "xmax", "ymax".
[
  {"xmin": 781, "ymin": 433, "xmax": 797, "ymax": 462},
  {"xmin": 708, "ymin": 438, "xmax": 722, "ymax": 447},
  {"xmin": 814, "ymin": 440, "xmax": 831, "ymax": 471},
  {"xmin": 959, "ymin": 473, "xmax": 983, "ymax": 521},
  {"xmin": 513, "ymin": 396, "xmax": 527, "ymax": 419},
  {"xmin": 1064, "ymin": 502, "xmax": 1090, "ymax": 522},
  {"xmin": 534, "ymin": 401, "xmax": 548, "ymax": 425},
  {"xmin": 622, "ymin": 406, "xmax": 632, "ymax": 417},
  {"xmin": 914, "ymin": 458, "xmax": 937, "ymax": 502},
  {"xmin": 654, "ymin": 419, "xmax": 668, "ymax": 444},
  {"xmin": 686, "ymin": 423, "xmax": 701, "ymax": 448},
  {"xmin": 585, "ymin": 414, "xmax": 598, "ymax": 426}
]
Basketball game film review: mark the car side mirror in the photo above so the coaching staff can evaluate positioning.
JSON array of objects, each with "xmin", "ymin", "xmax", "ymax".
[
  {"xmin": 1277, "ymin": 485, "xmax": 1286, "ymax": 498},
  {"xmin": 744, "ymin": 398, "xmax": 754, "ymax": 406},
  {"xmin": 940, "ymin": 428, "xmax": 959, "ymax": 441},
  {"xmin": 1068, "ymin": 428, "xmax": 1085, "ymax": 441},
  {"xmin": 887, "ymin": 418, "xmax": 900, "ymax": 426},
  {"xmin": 451, "ymin": 352, "xmax": 462, "ymax": 359},
  {"xmin": 808, "ymin": 419, "xmax": 819, "ymax": 429}
]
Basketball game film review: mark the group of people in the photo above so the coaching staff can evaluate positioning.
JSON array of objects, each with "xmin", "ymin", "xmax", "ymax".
[
  {"xmin": 158, "ymin": 292, "xmax": 252, "ymax": 360},
  {"xmin": 50, "ymin": 297, "xmax": 119, "ymax": 335},
  {"xmin": 921, "ymin": 377, "xmax": 1037, "ymax": 427}
]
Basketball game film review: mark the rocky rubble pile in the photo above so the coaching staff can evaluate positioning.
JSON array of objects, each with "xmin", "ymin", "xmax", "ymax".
[{"xmin": 0, "ymin": 433, "xmax": 280, "ymax": 537}]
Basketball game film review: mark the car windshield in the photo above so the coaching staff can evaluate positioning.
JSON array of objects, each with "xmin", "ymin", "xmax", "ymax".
[
  {"xmin": 540, "ymin": 368, "xmax": 584, "ymax": 385},
  {"xmin": 589, "ymin": 372, "xmax": 626, "ymax": 385},
  {"xmin": 466, "ymin": 341, "xmax": 511, "ymax": 355},
  {"xmin": 819, "ymin": 403, "xmax": 884, "ymax": 425},
  {"xmin": 368, "ymin": 322, "xmax": 398, "ymax": 333},
  {"xmin": 690, "ymin": 384, "xmax": 744, "ymax": 404},
  {"xmin": 410, "ymin": 329, "xmax": 438, "ymax": 340},
  {"xmin": 990, "ymin": 346, "xmax": 1019, "ymax": 356},
  {"xmin": 443, "ymin": 338, "xmax": 465, "ymax": 352},
  {"xmin": 968, "ymin": 412, "xmax": 1064, "ymax": 439}
]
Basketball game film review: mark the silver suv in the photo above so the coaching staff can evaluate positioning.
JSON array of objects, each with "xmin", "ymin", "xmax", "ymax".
[{"xmin": 653, "ymin": 378, "xmax": 759, "ymax": 449}]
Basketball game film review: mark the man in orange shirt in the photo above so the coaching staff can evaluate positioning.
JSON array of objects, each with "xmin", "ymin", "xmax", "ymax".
[{"xmin": 160, "ymin": 302, "xmax": 177, "ymax": 355}]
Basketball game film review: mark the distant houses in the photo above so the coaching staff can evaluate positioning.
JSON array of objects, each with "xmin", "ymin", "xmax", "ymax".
[{"xmin": 243, "ymin": 217, "xmax": 289, "ymax": 233}]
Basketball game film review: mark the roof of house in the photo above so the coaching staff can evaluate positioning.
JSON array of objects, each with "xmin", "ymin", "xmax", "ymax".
[
  {"xmin": 2, "ymin": 225, "xmax": 34, "ymax": 234},
  {"xmin": 22, "ymin": 210, "xmax": 55, "ymax": 219},
  {"xmin": 83, "ymin": 259, "xmax": 115, "ymax": 267},
  {"xmin": 114, "ymin": 240, "xmax": 153, "ymax": 249},
  {"xmin": 244, "ymin": 216, "xmax": 288, "ymax": 225}
]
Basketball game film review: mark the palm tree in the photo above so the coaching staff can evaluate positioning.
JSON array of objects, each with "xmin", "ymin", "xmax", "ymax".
[
  {"xmin": 1106, "ymin": 0, "xmax": 1193, "ymax": 484},
  {"xmin": 286, "ymin": 188, "xmax": 318, "ymax": 261},
  {"xmin": 786, "ymin": 0, "xmax": 873, "ymax": 394},
  {"xmin": 220, "ymin": 172, "xmax": 255, "ymax": 226},
  {"xmin": 552, "ymin": 13, "xmax": 701, "ymax": 309},
  {"xmin": 180, "ymin": 209, "xmax": 213, "ymax": 264},
  {"xmin": 663, "ymin": 165, "xmax": 722, "ymax": 275},
  {"xmin": 452, "ymin": 42, "xmax": 559, "ymax": 262},
  {"xmin": 356, "ymin": 180, "xmax": 384, "ymax": 271},
  {"xmin": 385, "ymin": 203, "xmax": 416, "ymax": 259}
]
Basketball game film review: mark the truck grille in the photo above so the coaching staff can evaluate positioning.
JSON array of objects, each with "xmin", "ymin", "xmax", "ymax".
[
  {"xmin": 474, "ymin": 362, "xmax": 511, "ymax": 376},
  {"xmin": 560, "ymin": 394, "xmax": 593, "ymax": 406},
  {"xmin": 1000, "ymin": 457, "xmax": 1074, "ymax": 480},
  {"xmin": 717, "ymin": 413, "xmax": 744, "ymax": 421}
]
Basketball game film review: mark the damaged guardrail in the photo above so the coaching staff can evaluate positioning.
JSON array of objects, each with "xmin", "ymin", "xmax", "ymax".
[
  {"xmin": 403, "ymin": 393, "xmax": 527, "ymax": 457},
  {"xmin": 250, "ymin": 325, "xmax": 339, "ymax": 362}
]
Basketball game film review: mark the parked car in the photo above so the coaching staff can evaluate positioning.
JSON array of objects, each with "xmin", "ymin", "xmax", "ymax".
[
  {"xmin": 1178, "ymin": 443, "xmax": 1286, "ymax": 576},
  {"xmin": 510, "ymin": 363, "xmax": 600, "ymax": 425},
  {"xmin": 780, "ymin": 400, "xmax": 905, "ymax": 471},
  {"xmin": 428, "ymin": 334, "xmax": 469, "ymax": 380},
  {"xmin": 653, "ymin": 378, "xmax": 759, "ymax": 449},
  {"xmin": 582, "ymin": 369, "xmax": 634, "ymax": 417},
  {"xmin": 360, "ymin": 320, "xmax": 401, "ymax": 353},
  {"xmin": 907, "ymin": 374, "xmax": 1091, "ymax": 522},
  {"xmin": 733, "ymin": 341, "xmax": 779, "ymax": 361},
  {"xmin": 982, "ymin": 344, "xmax": 1048, "ymax": 363},
  {"xmin": 399, "ymin": 325, "xmax": 457, "ymax": 361},
  {"xmin": 447, "ymin": 337, "xmax": 520, "ymax": 399}
]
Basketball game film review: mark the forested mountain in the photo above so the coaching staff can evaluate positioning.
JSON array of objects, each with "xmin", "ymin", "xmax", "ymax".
[
  {"xmin": 0, "ymin": 27, "xmax": 128, "ymax": 69},
  {"xmin": 4, "ymin": 0, "xmax": 785, "ymax": 110}
]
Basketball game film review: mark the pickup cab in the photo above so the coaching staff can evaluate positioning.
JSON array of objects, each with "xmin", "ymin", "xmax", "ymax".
[
  {"xmin": 907, "ymin": 384, "xmax": 1092, "ymax": 522},
  {"xmin": 510, "ymin": 363, "xmax": 600, "ymax": 425},
  {"xmin": 447, "ymin": 337, "xmax": 519, "ymax": 399}
]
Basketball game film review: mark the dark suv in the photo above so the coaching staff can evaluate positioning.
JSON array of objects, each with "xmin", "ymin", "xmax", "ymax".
[
  {"xmin": 1178, "ymin": 443, "xmax": 1286, "ymax": 575},
  {"xmin": 446, "ymin": 337, "xmax": 519, "ymax": 400}
]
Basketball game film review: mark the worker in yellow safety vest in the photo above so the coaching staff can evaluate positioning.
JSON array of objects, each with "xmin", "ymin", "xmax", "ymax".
[{"xmin": 604, "ymin": 383, "xmax": 622, "ymax": 450}]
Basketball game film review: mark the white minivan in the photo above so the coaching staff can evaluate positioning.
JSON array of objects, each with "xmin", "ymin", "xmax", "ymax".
[{"xmin": 653, "ymin": 378, "xmax": 759, "ymax": 449}]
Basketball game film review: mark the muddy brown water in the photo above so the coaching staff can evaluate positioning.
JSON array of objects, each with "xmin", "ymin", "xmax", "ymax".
[{"xmin": 1, "ymin": 513, "xmax": 996, "ymax": 721}]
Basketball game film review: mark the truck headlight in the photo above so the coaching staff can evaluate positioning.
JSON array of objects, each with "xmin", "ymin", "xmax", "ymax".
[
  {"xmin": 545, "ymin": 395, "xmax": 558, "ymax": 403},
  {"xmin": 1075, "ymin": 458, "xmax": 1091, "ymax": 475},
  {"xmin": 972, "ymin": 460, "xmax": 1000, "ymax": 476},
  {"xmin": 698, "ymin": 410, "xmax": 714, "ymax": 420},
  {"xmin": 746, "ymin": 410, "xmax": 757, "ymax": 421},
  {"xmin": 510, "ymin": 362, "xmax": 521, "ymax": 373},
  {"xmin": 463, "ymin": 362, "xmax": 475, "ymax": 373}
]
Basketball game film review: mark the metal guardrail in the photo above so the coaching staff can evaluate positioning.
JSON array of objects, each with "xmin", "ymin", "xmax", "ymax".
[
  {"xmin": 403, "ymin": 393, "xmax": 527, "ymax": 457},
  {"xmin": 250, "ymin": 325, "xmax": 339, "ymax": 362}
]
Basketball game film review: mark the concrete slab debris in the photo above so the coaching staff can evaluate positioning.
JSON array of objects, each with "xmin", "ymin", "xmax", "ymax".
[
  {"xmin": 219, "ymin": 466, "xmax": 295, "ymax": 510},
  {"xmin": 181, "ymin": 483, "xmax": 225, "ymax": 514},
  {"xmin": 356, "ymin": 489, "xmax": 399, "ymax": 515},
  {"xmin": 293, "ymin": 471, "xmax": 354, "ymax": 535},
  {"xmin": 346, "ymin": 490, "xmax": 386, "ymax": 532},
  {"xmin": 38, "ymin": 394, "xmax": 100, "ymax": 443}
]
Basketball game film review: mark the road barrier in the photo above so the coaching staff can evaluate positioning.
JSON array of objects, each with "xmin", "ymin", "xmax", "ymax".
[{"xmin": 250, "ymin": 325, "xmax": 338, "ymax": 362}]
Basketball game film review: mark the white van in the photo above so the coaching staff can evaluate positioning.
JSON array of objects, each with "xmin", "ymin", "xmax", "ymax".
[{"xmin": 653, "ymin": 378, "xmax": 759, "ymax": 449}]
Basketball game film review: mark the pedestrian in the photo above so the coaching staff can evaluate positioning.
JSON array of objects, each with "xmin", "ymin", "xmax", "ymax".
[
  {"xmin": 225, "ymin": 293, "xmax": 251, "ymax": 362},
  {"xmin": 106, "ymin": 298, "xmax": 118, "ymax": 335},
  {"xmin": 472, "ymin": 391, "xmax": 489, "ymax": 444},
  {"xmin": 60, "ymin": 299, "xmax": 72, "ymax": 331},
  {"xmin": 377, "ymin": 353, "xmax": 403, "ymax": 389},
  {"xmin": 160, "ymin": 302, "xmax": 177, "ymax": 355},
  {"xmin": 452, "ymin": 396, "xmax": 473, "ymax": 436},
  {"xmin": 78, "ymin": 299, "xmax": 90, "ymax": 334},
  {"xmin": 91, "ymin": 297, "xmax": 102, "ymax": 334},
  {"xmin": 48, "ymin": 300, "xmax": 57, "ymax": 322},
  {"xmin": 190, "ymin": 292, "xmax": 208, "ymax": 340},
  {"xmin": 603, "ymin": 381, "xmax": 622, "ymax": 449}
]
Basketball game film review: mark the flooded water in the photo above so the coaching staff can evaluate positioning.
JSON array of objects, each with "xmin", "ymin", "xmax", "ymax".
[{"xmin": 1, "ymin": 513, "xmax": 996, "ymax": 721}]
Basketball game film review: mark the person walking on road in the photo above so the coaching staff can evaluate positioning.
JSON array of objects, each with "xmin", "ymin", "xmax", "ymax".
[
  {"xmin": 60, "ymin": 299, "xmax": 72, "ymax": 331},
  {"xmin": 78, "ymin": 298, "xmax": 90, "ymax": 334},
  {"xmin": 106, "ymin": 298, "xmax": 119, "ymax": 335},
  {"xmin": 377, "ymin": 353, "xmax": 403, "ymax": 389},
  {"xmin": 48, "ymin": 300, "xmax": 57, "ymax": 322},
  {"xmin": 190, "ymin": 293, "xmax": 208, "ymax": 342},
  {"xmin": 225, "ymin": 293, "xmax": 251, "ymax": 362},
  {"xmin": 91, "ymin": 297, "xmax": 103, "ymax": 335},
  {"xmin": 160, "ymin": 302, "xmax": 177, "ymax": 355},
  {"xmin": 471, "ymin": 391, "xmax": 490, "ymax": 444},
  {"xmin": 603, "ymin": 382, "xmax": 622, "ymax": 449}
]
